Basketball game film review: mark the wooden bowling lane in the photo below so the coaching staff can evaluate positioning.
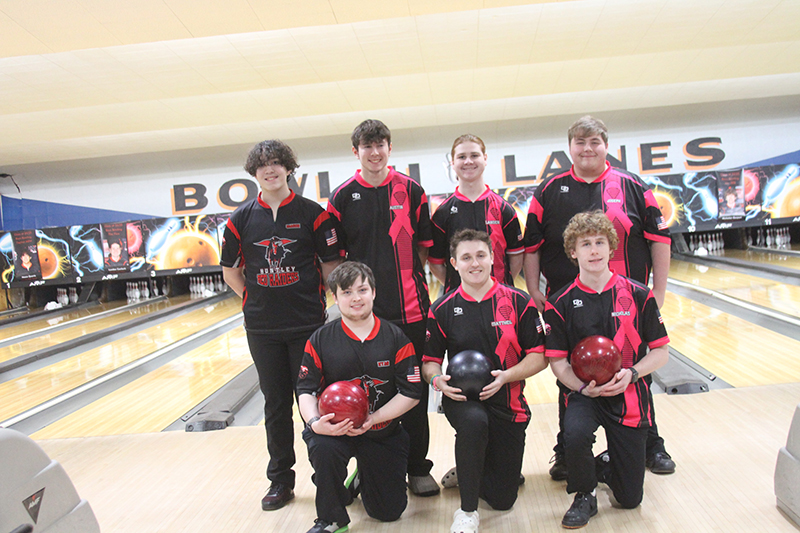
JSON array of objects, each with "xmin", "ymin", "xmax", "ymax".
[
  {"xmin": 722, "ymin": 248, "xmax": 800, "ymax": 270},
  {"xmin": 0, "ymin": 295, "xmax": 192, "ymax": 365},
  {"xmin": 659, "ymin": 291, "xmax": 800, "ymax": 387},
  {"xmin": 0, "ymin": 299, "xmax": 128, "ymax": 337},
  {"xmin": 0, "ymin": 297, "xmax": 242, "ymax": 423},
  {"xmin": 31, "ymin": 327, "xmax": 252, "ymax": 439},
  {"xmin": 669, "ymin": 259, "xmax": 800, "ymax": 318}
]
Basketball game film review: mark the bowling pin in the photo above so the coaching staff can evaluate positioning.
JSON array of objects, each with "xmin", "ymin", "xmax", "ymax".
[{"xmin": 688, "ymin": 235, "xmax": 696, "ymax": 251}]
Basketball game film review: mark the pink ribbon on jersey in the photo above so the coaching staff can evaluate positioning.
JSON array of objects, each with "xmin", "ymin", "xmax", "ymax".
[
  {"xmin": 603, "ymin": 174, "xmax": 633, "ymax": 274},
  {"xmin": 388, "ymin": 182, "xmax": 414, "ymax": 252},
  {"xmin": 494, "ymin": 291, "xmax": 521, "ymax": 368},
  {"xmin": 612, "ymin": 283, "xmax": 641, "ymax": 369}
]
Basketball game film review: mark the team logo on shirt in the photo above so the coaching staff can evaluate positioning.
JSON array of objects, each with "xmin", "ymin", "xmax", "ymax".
[
  {"xmin": 454, "ymin": 307, "xmax": 463, "ymax": 316},
  {"xmin": 254, "ymin": 237, "xmax": 300, "ymax": 287},
  {"xmin": 561, "ymin": 186, "xmax": 570, "ymax": 193},
  {"xmin": 298, "ymin": 365, "xmax": 309, "ymax": 380},
  {"xmin": 572, "ymin": 299, "xmax": 583, "ymax": 308},
  {"xmin": 352, "ymin": 192, "xmax": 361, "ymax": 200},
  {"xmin": 358, "ymin": 375, "xmax": 388, "ymax": 411},
  {"xmin": 450, "ymin": 205, "xmax": 458, "ymax": 214}
]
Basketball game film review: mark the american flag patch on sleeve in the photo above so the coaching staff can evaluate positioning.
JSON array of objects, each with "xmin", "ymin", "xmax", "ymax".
[
  {"xmin": 407, "ymin": 366, "xmax": 421, "ymax": 383},
  {"xmin": 657, "ymin": 216, "xmax": 668, "ymax": 231},
  {"xmin": 325, "ymin": 228, "xmax": 338, "ymax": 246},
  {"xmin": 658, "ymin": 314, "xmax": 664, "ymax": 324}
]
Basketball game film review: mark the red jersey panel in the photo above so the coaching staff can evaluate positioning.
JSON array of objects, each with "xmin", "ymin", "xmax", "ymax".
[
  {"xmin": 430, "ymin": 185, "xmax": 524, "ymax": 293},
  {"xmin": 327, "ymin": 167, "xmax": 433, "ymax": 324}
]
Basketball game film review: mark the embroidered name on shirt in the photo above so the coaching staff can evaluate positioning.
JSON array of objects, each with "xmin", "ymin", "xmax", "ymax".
[
  {"xmin": 377, "ymin": 360, "xmax": 389, "ymax": 367},
  {"xmin": 611, "ymin": 311, "xmax": 631, "ymax": 317},
  {"xmin": 606, "ymin": 199, "xmax": 622, "ymax": 203},
  {"xmin": 486, "ymin": 220, "xmax": 500, "ymax": 225},
  {"xmin": 285, "ymin": 223, "xmax": 301, "ymax": 229},
  {"xmin": 390, "ymin": 205, "xmax": 404, "ymax": 210},
  {"xmin": 492, "ymin": 320, "xmax": 512, "ymax": 326}
]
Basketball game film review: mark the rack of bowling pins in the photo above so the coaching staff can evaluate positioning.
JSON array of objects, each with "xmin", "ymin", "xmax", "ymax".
[
  {"xmin": 746, "ymin": 227, "xmax": 792, "ymax": 249},
  {"xmin": 126, "ymin": 280, "xmax": 156, "ymax": 302},
  {"xmin": 188, "ymin": 274, "xmax": 226, "ymax": 297},
  {"xmin": 687, "ymin": 232, "xmax": 725, "ymax": 254},
  {"xmin": 55, "ymin": 287, "xmax": 79, "ymax": 306}
]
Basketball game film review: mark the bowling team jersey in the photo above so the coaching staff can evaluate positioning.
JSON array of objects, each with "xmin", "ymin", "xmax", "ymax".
[
  {"xmin": 543, "ymin": 272, "xmax": 670, "ymax": 428},
  {"xmin": 423, "ymin": 280, "xmax": 545, "ymax": 423},
  {"xmin": 327, "ymin": 167, "xmax": 433, "ymax": 325},
  {"xmin": 297, "ymin": 317, "xmax": 423, "ymax": 439},
  {"xmin": 523, "ymin": 162, "xmax": 671, "ymax": 295},
  {"xmin": 220, "ymin": 191, "xmax": 342, "ymax": 334},
  {"xmin": 429, "ymin": 185, "xmax": 524, "ymax": 293}
]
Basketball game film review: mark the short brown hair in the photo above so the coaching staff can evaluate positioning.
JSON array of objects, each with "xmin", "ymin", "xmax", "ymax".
[
  {"xmin": 563, "ymin": 210, "xmax": 619, "ymax": 266},
  {"xmin": 568, "ymin": 115, "xmax": 609, "ymax": 144},
  {"xmin": 450, "ymin": 134, "xmax": 486, "ymax": 160},
  {"xmin": 450, "ymin": 228, "xmax": 492, "ymax": 259},
  {"xmin": 328, "ymin": 261, "xmax": 376, "ymax": 294},
  {"xmin": 244, "ymin": 140, "xmax": 299, "ymax": 180},
  {"xmin": 351, "ymin": 119, "xmax": 391, "ymax": 149}
]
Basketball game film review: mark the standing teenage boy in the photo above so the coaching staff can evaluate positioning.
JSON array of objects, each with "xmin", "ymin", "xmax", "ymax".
[
  {"xmin": 544, "ymin": 211, "xmax": 669, "ymax": 529},
  {"xmin": 221, "ymin": 140, "xmax": 342, "ymax": 511},
  {"xmin": 327, "ymin": 119, "xmax": 439, "ymax": 496}
]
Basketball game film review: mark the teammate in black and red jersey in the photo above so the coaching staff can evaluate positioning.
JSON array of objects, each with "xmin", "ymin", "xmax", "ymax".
[
  {"xmin": 523, "ymin": 116, "xmax": 674, "ymax": 479},
  {"xmin": 423, "ymin": 229, "xmax": 546, "ymax": 533},
  {"xmin": 221, "ymin": 139, "xmax": 342, "ymax": 512},
  {"xmin": 326, "ymin": 119, "xmax": 439, "ymax": 497},
  {"xmin": 544, "ymin": 211, "xmax": 670, "ymax": 529},
  {"xmin": 429, "ymin": 134, "xmax": 524, "ymax": 294},
  {"xmin": 297, "ymin": 261, "xmax": 422, "ymax": 533}
]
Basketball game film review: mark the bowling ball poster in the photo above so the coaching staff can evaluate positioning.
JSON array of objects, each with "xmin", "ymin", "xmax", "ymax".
[
  {"xmin": 101, "ymin": 222, "xmax": 130, "ymax": 273},
  {"xmin": 679, "ymin": 171, "xmax": 718, "ymax": 231},
  {"xmin": 716, "ymin": 169, "xmax": 745, "ymax": 221},
  {"xmin": 11, "ymin": 229, "xmax": 41, "ymax": 281},
  {"xmin": 35, "ymin": 227, "xmax": 74, "ymax": 281},
  {"xmin": 641, "ymin": 173, "xmax": 689, "ymax": 232},
  {"xmin": 498, "ymin": 184, "xmax": 536, "ymax": 233},
  {"xmin": 0, "ymin": 231, "xmax": 13, "ymax": 286},
  {"xmin": 126, "ymin": 221, "xmax": 152, "ymax": 273},
  {"xmin": 68, "ymin": 224, "xmax": 105, "ymax": 282},
  {"xmin": 144, "ymin": 215, "xmax": 221, "ymax": 274},
  {"xmin": 756, "ymin": 164, "xmax": 800, "ymax": 223}
]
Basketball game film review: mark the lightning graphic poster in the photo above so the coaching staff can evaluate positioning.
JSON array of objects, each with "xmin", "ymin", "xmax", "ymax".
[
  {"xmin": 12, "ymin": 229, "xmax": 41, "ymax": 281},
  {"xmin": 36, "ymin": 227, "xmax": 74, "ymax": 280}
]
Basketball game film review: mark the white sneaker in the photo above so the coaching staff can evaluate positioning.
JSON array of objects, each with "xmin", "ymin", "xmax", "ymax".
[{"xmin": 450, "ymin": 508, "xmax": 479, "ymax": 533}]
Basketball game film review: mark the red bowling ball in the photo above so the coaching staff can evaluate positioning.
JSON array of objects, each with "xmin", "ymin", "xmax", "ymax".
[
  {"xmin": 571, "ymin": 336, "xmax": 623, "ymax": 386},
  {"xmin": 318, "ymin": 381, "xmax": 369, "ymax": 427}
]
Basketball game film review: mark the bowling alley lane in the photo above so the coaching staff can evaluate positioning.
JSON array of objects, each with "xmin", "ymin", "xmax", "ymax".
[
  {"xmin": 0, "ymin": 297, "xmax": 242, "ymax": 422},
  {"xmin": 669, "ymin": 260, "xmax": 800, "ymax": 318},
  {"xmin": 659, "ymin": 291, "xmax": 800, "ymax": 388},
  {"xmin": 31, "ymin": 327, "xmax": 252, "ymax": 439},
  {"xmin": 0, "ymin": 299, "xmax": 128, "ymax": 339},
  {"xmin": 720, "ymin": 248, "xmax": 800, "ymax": 270},
  {"xmin": 0, "ymin": 295, "xmax": 193, "ymax": 365}
]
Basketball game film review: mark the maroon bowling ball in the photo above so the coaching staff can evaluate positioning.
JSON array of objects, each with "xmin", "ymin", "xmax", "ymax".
[
  {"xmin": 318, "ymin": 381, "xmax": 369, "ymax": 427},
  {"xmin": 570, "ymin": 336, "xmax": 623, "ymax": 386},
  {"xmin": 447, "ymin": 350, "xmax": 494, "ymax": 401}
]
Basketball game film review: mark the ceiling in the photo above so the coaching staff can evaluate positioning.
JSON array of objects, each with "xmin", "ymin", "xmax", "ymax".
[{"xmin": 0, "ymin": 0, "xmax": 798, "ymax": 170}]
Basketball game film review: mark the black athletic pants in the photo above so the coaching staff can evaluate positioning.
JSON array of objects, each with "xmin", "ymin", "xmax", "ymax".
[
  {"xmin": 563, "ymin": 392, "xmax": 648, "ymax": 509},
  {"xmin": 554, "ymin": 379, "xmax": 665, "ymax": 459},
  {"xmin": 303, "ymin": 426, "xmax": 410, "ymax": 525},
  {"xmin": 443, "ymin": 397, "xmax": 526, "ymax": 513},
  {"xmin": 397, "ymin": 319, "xmax": 434, "ymax": 477},
  {"xmin": 246, "ymin": 327, "xmax": 315, "ymax": 488}
]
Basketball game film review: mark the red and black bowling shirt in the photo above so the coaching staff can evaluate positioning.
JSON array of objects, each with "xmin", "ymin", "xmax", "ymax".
[
  {"xmin": 220, "ymin": 191, "xmax": 342, "ymax": 334},
  {"xmin": 327, "ymin": 167, "xmax": 433, "ymax": 325},
  {"xmin": 429, "ymin": 185, "xmax": 524, "ymax": 293},
  {"xmin": 423, "ymin": 280, "xmax": 545, "ymax": 423},
  {"xmin": 523, "ymin": 162, "xmax": 671, "ymax": 295},
  {"xmin": 543, "ymin": 272, "xmax": 670, "ymax": 428},
  {"xmin": 297, "ymin": 317, "xmax": 423, "ymax": 438}
]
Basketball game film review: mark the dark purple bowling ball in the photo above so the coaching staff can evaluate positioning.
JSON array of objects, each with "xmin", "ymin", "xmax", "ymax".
[{"xmin": 447, "ymin": 350, "xmax": 494, "ymax": 401}]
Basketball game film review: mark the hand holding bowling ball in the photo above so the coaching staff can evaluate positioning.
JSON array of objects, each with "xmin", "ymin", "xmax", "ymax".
[
  {"xmin": 570, "ymin": 336, "xmax": 622, "ymax": 386},
  {"xmin": 318, "ymin": 381, "xmax": 369, "ymax": 428},
  {"xmin": 446, "ymin": 350, "xmax": 494, "ymax": 401}
]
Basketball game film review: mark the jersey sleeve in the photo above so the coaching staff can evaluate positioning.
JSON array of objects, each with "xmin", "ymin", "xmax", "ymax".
[
  {"xmin": 219, "ymin": 216, "xmax": 242, "ymax": 268},
  {"xmin": 428, "ymin": 205, "xmax": 449, "ymax": 264},
  {"xmin": 641, "ymin": 289, "xmax": 670, "ymax": 349},
  {"xmin": 311, "ymin": 206, "xmax": 345, "ymax": 262},
  {"xmin": 543, "ymin": 299, "xmax": 570, "ymax": 359},
  {"xmin": 296, "ymin": 337, "xmax": 325, "ymax": 397},
  {"xmin": 393, "ymin": 334, "xmax": 423, "ymax": 400},
  {"xmin": 518, "ymin": 297, "xmax": 545, "ymax": 354},
  {"xmin": 414, "ymin": 183, "xmax": 434, "ymax": 248},
  {"xmin": 502, "ymin": 202, "xmax": 524, "ymax": 255},
  {"xmin": 422, "ymin": 305, "xmax": 448, "ymax": 365},
  {"xmin": 523, "ymin": 185, "xmax": 546, "ymax": 253},
  {"xmin": 326, "ymin": 185, "xmax": 349, "ymax": 252},
  {"xmin": 640, "ymin": 182, "xmax": 672, "ymax": 245}
]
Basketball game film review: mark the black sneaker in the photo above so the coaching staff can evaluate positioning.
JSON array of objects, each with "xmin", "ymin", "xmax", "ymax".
[
  {"xmin": 561, "ymin": 492, "xmax": 598, "ymax": 529},
  {"xmin": 261, "ymin": 482, "xmax": 294, "ymax": 511},
  {"xmin": 549, "ymin": 453, "xmax": 569, "ymax": 481},
  {"xmin": 306, "ymin": 518, "xmax": 349, "ymax": 533},
  {"xmin": 344, "ymin": 468, "xmax": 361, "ymax": 505},
  {"xmin": 646, "ymin": 451, "xmax": 676, "ymax": 474},
  {"xmin": 595, "ymin": 451, "xmax": 610, "ymax": 485}
]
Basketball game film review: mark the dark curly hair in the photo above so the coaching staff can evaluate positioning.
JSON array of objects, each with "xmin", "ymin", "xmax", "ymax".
[
  {"xmin": 244, "ymin": 140, "xmax": 299, "ymax": 180},
  {"xmin": 351, "ymin": 119, "xmax": 391, "ymax": 150}
]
